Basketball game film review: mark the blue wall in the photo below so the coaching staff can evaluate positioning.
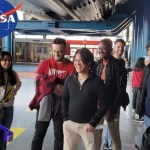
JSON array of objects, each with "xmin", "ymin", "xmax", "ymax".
[{"xmin": 131, "ymin": 0, "xmax": 150, "ymax": 65}]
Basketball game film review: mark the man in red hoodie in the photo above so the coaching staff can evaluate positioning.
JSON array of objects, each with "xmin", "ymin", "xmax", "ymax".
[{"xmin": 30, "ymin": 38, "xmax": 74, "ymax": 150}]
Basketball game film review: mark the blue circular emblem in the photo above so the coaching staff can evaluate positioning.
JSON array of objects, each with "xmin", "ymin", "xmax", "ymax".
[{"xmin": 0, "ymin": 0, "xmax": 18, "ymax": 37}]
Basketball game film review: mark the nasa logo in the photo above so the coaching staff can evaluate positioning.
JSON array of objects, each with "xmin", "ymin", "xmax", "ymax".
[{"xmin": 0, "ymin": 0, "xmax": 23, "ymax": 38}]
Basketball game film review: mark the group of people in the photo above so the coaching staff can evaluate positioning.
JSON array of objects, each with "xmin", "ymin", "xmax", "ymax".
[
  {"xmin": 1, "ymin": 37, "xmax": 150, "ymax": 150},
  {"xmin": 29, "ymin": 37, "xmax": 129, "ymax": 150}
]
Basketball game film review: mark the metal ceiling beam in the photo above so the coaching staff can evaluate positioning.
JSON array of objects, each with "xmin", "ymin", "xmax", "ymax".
[
  {"xmin": 94, "ymin": 0, "xmax": 102, "ymax": 19},
  {"xmin": 16, "ymin": 14, "xmax": 126, "ymax": 31},
  {"xmin": 73, "ymin": 7, "xmax": 87, "ymax": 21},
  {"xmin": 15, "ymin": 0, "xmax": 143, "ymax": 36},
  {"xmin": 52, "ymin": 0, "xmax": 81, "ymax": 20},
  {"xmin": 46, "ymin": 0, "xmax": 68, "ymax": 17},
  {"xmin": 15, "ymin": 8, "xmax": 137, "ymax": 36},
  {"xmin": 14, "ymin": 14, "xmax": 132, "ymax": 36},
  {"xmin": 88, "ymin": 1, "xmax": 98, "ymax": 20},
  {"xmin": 27, "ymin": 12, "xmax": 53, "ymax": 20},
  {"xmin": 21, "ymin": 10, "xmax": 54, "ymax": 20},
  {"xmin": 76, "ymin": 6, "xmax": 90, "ymax": 21},
  {"xmin": 36, "ymin": 0, "xmax": 66, "ymax": 20}
]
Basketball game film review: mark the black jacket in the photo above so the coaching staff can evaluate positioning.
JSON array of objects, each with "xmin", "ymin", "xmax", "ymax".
[
  {"xmin": 119, "ymin": 58, "xmax": 127, "ymax": 93},
  {"xmin": 96, "ymin": 56, "xmax": 127, "ymax": 112},
  {"xmin": 118, "ymin": 58, "xmax": 129, "ymax": 110},
  {"xmin": 137, "ymin": 64, "xmax": 150, "ymax": 118},
  {"xmin": 61, "ymin": 73, "xmax": 112, "ymax": 127}
]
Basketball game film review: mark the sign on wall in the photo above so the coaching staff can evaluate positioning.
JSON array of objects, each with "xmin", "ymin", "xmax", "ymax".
[{"xmin": 0, "ymin": 0, "xmax": 23, "ymax": 38}]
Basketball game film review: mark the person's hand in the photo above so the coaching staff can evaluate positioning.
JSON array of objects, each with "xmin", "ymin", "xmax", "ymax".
[
  {"xmin": 86, "ymin": 124, "xmax": 95, "ymax": 132},
  {"xmin": 53, "ymin": 84, "xmax": 63, "ymax": 97}
]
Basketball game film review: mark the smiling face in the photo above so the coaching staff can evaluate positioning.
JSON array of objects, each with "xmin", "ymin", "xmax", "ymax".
[
  {"xmin": 52, "ymin": 44, "xmax": 66, "ymax": 62},
  {"xmin": 0, "ymin": 55, "xmax": 11, "ymax": 70},
  {"xmin": 74, "ymin": 53, "xmax": 90, "ymax": 74},
  {"xmin": 114, "ymin": 42, "xmax": 125, "ymax": 58},
  {"xmin": 98, "ymin": 42, "xmax": 112, "ymax": 59}
]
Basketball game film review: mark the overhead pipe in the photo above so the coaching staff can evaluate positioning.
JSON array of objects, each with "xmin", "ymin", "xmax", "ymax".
[
  {"xmin": 73, "ymin": 6, "xmax": 84, "ymax": 20},
  {"xmin": 79, "ymin": 4, "xmax": 92, "ymax": 21},
  {"xmin": 76, "ymin": 5, "xmax": 90, "ymax": 21},
  {"xmin": 21, "ymin": 9, "xmax": 53, "ymax": 20},
  {"xmin": 73, "ymin": 6, "xmax": 85, "ymax": 21},
  {"xmin": 47, "ymin": 0, "xmax": 67, "ymax": 16},
  {"xmin": 16, "ymin": 0, "xmax": 143, "ymax": 36},
  {"xmin": 94, "ymin": 0, "xmax": 103, "ymax": 19},
  {"xmin": 109, "ymin": 0, "xmax": 115, "ymax": 15},
  {"xmin": 84, "ymin": 2, "xmax": 95, "ymax": 20},
  {"xmin": 86, "ymin": 1, "xmax": 95, "ymax": 20},
  {"xmin": 88, "ymin": 1, "xmax": 99, "ymax": 20},
  {"xmin": 26, "ymin": 0, "xmax": 65, "ymax": 20},
  {"xmin": 28, "ymin": 13, "xmax": 53, "ymax": 20},
  {"xmin": 90, "ymin": 0, "xmax": 100, "ymax": 20}
]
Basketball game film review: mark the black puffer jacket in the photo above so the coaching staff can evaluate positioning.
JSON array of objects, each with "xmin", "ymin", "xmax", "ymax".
[
  {"xmin": 137, "ymin": 64, "xmax": 150, "ymax": 119},
  {"xmin": 97, "ymin": 56, "xmax": 126, "ymax": 112}
]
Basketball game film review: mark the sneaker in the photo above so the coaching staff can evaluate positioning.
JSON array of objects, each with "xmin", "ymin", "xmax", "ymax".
[
  {"xmin": 139, "ymin": 117, "xmax": 144, "ymax": 124},
  {"xmin": 133, "ymin": 114, "xmax": 139, "ymax": 120},
  {"xmin": 103, "ymin": 143, "xmax": 109, "ymax": 150}
]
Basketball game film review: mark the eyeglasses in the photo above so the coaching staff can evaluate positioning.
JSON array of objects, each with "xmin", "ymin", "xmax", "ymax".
[{"xmin": 53, "ymin": 50, "xmax": 63, "ymax": 55}]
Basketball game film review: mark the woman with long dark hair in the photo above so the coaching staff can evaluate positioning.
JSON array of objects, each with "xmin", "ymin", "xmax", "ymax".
[
  {"xmin": 132, "ymin": 57, "xmax": 145, "ymax": 121},
  {"xmin": 0, "ymin": 51, "xmax": 21, "ymax": 150}
]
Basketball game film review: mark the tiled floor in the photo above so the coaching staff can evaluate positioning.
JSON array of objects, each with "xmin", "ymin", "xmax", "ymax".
[{"xmin": 6, "ymin": 65, "xmax": 144, "ymax": 150}]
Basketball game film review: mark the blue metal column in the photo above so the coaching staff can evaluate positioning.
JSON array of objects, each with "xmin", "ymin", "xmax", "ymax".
[
  {"xmin": 4, "ymin": 34, "xmax": 12, "ymax": 53},
  {"xmin": 132, "ymin": 0, "xmax": 150, "ymax": 65},
  {"xmin": 143, "ymin": 0, "xmax": 150, "ymax": 49},
  {"xmin": 132, "ymin": 11, "xmax": 144, "ymax": 65}
]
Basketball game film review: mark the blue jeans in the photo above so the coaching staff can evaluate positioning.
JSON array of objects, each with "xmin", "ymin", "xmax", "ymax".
[
  {"xmin": 0, "ymin": 106, "xmax": 14, "ymax": 150},
  {"xmin": 144, "ymin": 115, "xmax": 150, "ymax": 129},
  {"xmin": 104, "ymin": 124, "xmax": 113, "ymax": 149}
]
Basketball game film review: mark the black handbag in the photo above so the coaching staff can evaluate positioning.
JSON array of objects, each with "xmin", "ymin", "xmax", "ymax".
[{"xmin": 121, "ymin": 92, "xmax": 130, "ymax": 111}]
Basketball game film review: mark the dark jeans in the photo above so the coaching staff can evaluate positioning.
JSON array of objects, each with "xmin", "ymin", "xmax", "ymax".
[
  {"xmin": 132, "ymin": 87, "xmax": 140, "ymax": 110},
  {"xmin": 31, "ymin": 113, "xmax": 63, "ymax": 150},
  {"xmin": 0, "ymin": 106, "xmax": 14, "ymax": 150}
]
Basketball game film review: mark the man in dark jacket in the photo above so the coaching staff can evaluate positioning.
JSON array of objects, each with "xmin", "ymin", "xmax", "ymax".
[
  {"xmin": 137, "ymin": 41, "xmax": 150, "ymax": 129},
  {"xmin": 102, "ymin": 39, "xmax": 128, "ymax": 150},
  {"xmin": 96, "ymin": 38, "xmax": 123, "ymax": 150}
]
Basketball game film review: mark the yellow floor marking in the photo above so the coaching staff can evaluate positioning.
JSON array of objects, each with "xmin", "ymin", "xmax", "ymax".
[{"xmin": 7, "ymin": 127, "xmax": 26, "ymax": 145}]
